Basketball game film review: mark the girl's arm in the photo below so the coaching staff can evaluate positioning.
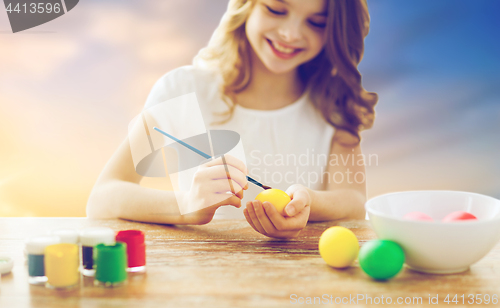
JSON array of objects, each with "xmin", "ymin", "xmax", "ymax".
[
  {"xmin": 87, "ymin": 137, "xmax": 196, "ymax": 224},
  {"xmin": 308, "ymin": 130, "xmax": 367, "ymax": 221},
  {"xmin": 87, "ymin": 137, "xmax": 247, "ymax": 225}
]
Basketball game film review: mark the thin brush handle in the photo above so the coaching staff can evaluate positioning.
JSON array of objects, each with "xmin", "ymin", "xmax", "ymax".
[
  {"xmin": 153, "ymin": 127, "xmax": 270, "ymax": 190},
  {"xmin": 153, "ymin": 127, "xmax": 211, "ymax": 159}
]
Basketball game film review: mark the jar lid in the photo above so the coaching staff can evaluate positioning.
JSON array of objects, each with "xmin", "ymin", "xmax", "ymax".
[
  {"xmin": 0, "ymin": 256, "xmax": 14, "ymax": 274},
  {"xmin": 116, "ymin": 230, "xmax": 145, "ymax": 246},
  {"xmin": 80, "ymin": 227, "xmax": 115, "ymax": 247},
  {"xmin": 48, "ymin": 229, "xmax": 79, "ymax": 244},
  {"xmin": 25, "ymin": 236, "xmax": 61, "ymax": 255},
  {"xmin": 116, "ymin": 230, "xmax": 146, "ymax": 268}
]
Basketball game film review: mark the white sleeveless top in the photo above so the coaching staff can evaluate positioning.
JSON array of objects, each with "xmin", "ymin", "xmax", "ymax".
[{"xmin": 143, "ymin": 65, "xmax": 334, "ymax": 219}]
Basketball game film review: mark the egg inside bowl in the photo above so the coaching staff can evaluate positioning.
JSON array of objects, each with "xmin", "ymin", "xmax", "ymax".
[{"xmin": 365, "ymin": 190, "xmax": 500, "ymax": 274}]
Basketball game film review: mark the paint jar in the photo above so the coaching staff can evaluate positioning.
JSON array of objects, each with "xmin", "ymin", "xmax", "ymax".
[
  {"xmin": 44, "ymin": 243, "xmax": 79, "ymax": 289},
  {"xmin": 25, "ymin": 236, "xmax": 61, "ymax": 285},
  {"xmin": 94, "ymin": 242, "xmax": 127, "ymax": 287},
  {"xmin": 116, "ymin": 230, "xmax": 146, "ymax": 273},
  {"xmin": 79, "ymin": 227, "xmax": 115, "ymax": 277},
  {"xmin": 48, "ymin": 229, "xmax": 79, "ymax": 244},
  {"xmin": 0, "ymin": 256, "xmax": 14, "ymax": 275}
]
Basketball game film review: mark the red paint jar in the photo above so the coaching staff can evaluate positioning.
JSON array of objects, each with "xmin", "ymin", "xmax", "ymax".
[{"xmin": 116, "ymin": 230, "xmax": 146, "ymax": 273}]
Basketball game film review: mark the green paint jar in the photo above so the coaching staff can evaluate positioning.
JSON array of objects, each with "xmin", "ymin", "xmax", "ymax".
[{"xmin": 94, "ymin": 242, "xmax": 128, "ymax": 287}]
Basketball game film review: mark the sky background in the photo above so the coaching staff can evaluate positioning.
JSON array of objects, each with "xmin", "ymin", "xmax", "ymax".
[{"xmin": 0, "ymin": 0, "xmax": 499, "ymax": 217}]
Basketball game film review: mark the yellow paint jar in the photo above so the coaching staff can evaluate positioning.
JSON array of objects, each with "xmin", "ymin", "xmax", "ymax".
[{"xmin": 44, "ymin": 243, "xmax": 79, "ymax": 289}]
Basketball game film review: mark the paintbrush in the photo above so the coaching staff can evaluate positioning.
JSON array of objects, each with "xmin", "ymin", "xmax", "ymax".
[{"xmin": 153, "ymin": 127, "xmax": 271, "ymax": 190}]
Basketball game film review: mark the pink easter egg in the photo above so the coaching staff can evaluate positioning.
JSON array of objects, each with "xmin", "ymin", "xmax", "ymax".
[
  {"xmin": 403, "ymin": 211, "xmax": 433, "ymax": 221},
  {"xmin": 442, "ymin": 211, "xmax": 477, "ymax": 222}
]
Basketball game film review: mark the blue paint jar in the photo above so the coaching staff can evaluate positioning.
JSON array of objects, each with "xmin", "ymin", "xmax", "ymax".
[
  {"xmin": 79, "ymin": 227, "xmax": 115, "ymax": 277},
  {"xmin": 25, "ymin": 236, "xmax": 61, "ymax": 285}
]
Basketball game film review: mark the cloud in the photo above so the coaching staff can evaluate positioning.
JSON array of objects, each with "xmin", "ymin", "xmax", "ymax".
[
  {"xmin": 0, "ymin": 35, "xmax": 80, "ymax": 80},
  {"xmin": 0, "ymin": 1, "xmax": 217, "ymax": 217}
]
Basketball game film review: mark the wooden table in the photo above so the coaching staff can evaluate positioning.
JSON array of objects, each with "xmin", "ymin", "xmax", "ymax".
[{"xmin": 0, "ymin": 218, "xmax": 499, "ymax": 307}]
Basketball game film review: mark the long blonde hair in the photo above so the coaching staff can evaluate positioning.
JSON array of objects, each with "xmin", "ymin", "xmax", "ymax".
[{"xmin": 194, "ymin": 0, "xmax": 377, "ymax": 144}]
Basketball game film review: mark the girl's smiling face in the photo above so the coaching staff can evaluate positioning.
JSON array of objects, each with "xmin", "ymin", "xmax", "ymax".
[{"xmin": 245, "ymin": 0, "xmax": 328, "ymax": 74}]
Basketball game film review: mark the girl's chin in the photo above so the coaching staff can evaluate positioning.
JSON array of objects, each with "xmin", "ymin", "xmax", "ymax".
[{"xmin": 262, "ymin": 60, "xmax": 298, "ymax": 75}]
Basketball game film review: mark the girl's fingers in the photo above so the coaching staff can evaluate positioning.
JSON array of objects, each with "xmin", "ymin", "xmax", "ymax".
[
  {"xmin": 263, "ymin": 202, "xmax": 310, "ymax": 231},
  {"xmin": 246, "ymin": 198, "xmax": 310, "ymax": 238},
  {"xmin": 213, "ymin": 179, "xmax": 244, "ymax": 198},
  {"xmin": 288, "ymin": 205, "xmax": 310, "ymax": 229},
  {"xmin": 261, "ymin": 201, "xmax": 287, "ymax": 231},
  {"xmin": 243, "ymin": 208, "xmax": 259, "ymax": 233},
  {"xmin": 246, "ymin": 201, "xmax": 266, "ymax": 234},
  {"xmin": 284, "ymin": 189, "xmax": 309, "ymax": 217},
  {"xmin": 210, "ymin": 193, "xmax": 241, "ymax": 209},
  {"xmin": 204, "ymin": 154, "xmax": 248, "ymax": 176},
  {"xmin": 216, "ymin": 188, "xmax": 243, "ymax": 200},
  {"xmin": 210, "ymin": 165, "xmax": 248, "ymax": 193},
  {"xmin": 252, "ymin": 201, "xmax": 277, "ymax": 234}
]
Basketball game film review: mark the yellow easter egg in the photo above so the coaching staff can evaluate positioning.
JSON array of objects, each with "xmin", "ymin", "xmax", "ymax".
[
  {"xmin": 319, "ymin": 226, "xmax": 359, "ymax": 268},
  {"xmin": 255, "ymin": 189, "xmax": 291, "ymax": 215}
]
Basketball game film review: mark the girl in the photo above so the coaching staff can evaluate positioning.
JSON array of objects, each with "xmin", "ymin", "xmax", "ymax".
[{"xmin": 87, "ymin": 0, "xmax": 377, "ymax": 238}]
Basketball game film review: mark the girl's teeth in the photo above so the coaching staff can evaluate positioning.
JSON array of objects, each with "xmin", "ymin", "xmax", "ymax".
[{"xmin": 272, "ymin": 41, "xmax": 295, "ymax": 54}]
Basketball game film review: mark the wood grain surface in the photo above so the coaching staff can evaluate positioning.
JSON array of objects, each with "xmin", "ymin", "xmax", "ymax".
[{"xmin": 0, "ymin": 218, "xmax": 499, "ymax": 308}]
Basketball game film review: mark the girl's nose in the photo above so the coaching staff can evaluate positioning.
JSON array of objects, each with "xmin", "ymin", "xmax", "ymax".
[{"xmin": 277, "ymin": 19, "xmax": 302, "ymax": 43}]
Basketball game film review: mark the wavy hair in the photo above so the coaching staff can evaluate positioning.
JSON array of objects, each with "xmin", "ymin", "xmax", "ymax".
[{"xmin": 194, "ymin": 0, "xmax": 378, "ymax": 145}]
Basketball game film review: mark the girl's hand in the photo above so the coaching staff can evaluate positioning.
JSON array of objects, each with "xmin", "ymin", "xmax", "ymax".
[
  {"xmin": 244, "ymin": 184, "xmax": 311, "ymax": 238},
  {"xmin": 184, "ymin": 155, "xmax": 248, "ymax": 225}
]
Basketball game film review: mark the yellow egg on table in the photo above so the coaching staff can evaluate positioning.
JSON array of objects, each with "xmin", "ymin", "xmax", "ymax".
[
  {"xmin": 319, "ymin": 226, "xmax": 359, "ymax": 268},
  {"xmin": 255, "ymin": 189, "xmax": 291, "ymax": 216}
]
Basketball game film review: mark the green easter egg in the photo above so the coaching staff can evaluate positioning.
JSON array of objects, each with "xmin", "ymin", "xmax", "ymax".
[{"xmin": 359, "ymin": 240, "xmax": 405, "ymax": 280}]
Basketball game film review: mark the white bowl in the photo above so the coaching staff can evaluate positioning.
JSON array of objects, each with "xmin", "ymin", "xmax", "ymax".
[{"xmin": 365, "ymin": 190, "xmax": 500, "ymax": 274}]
